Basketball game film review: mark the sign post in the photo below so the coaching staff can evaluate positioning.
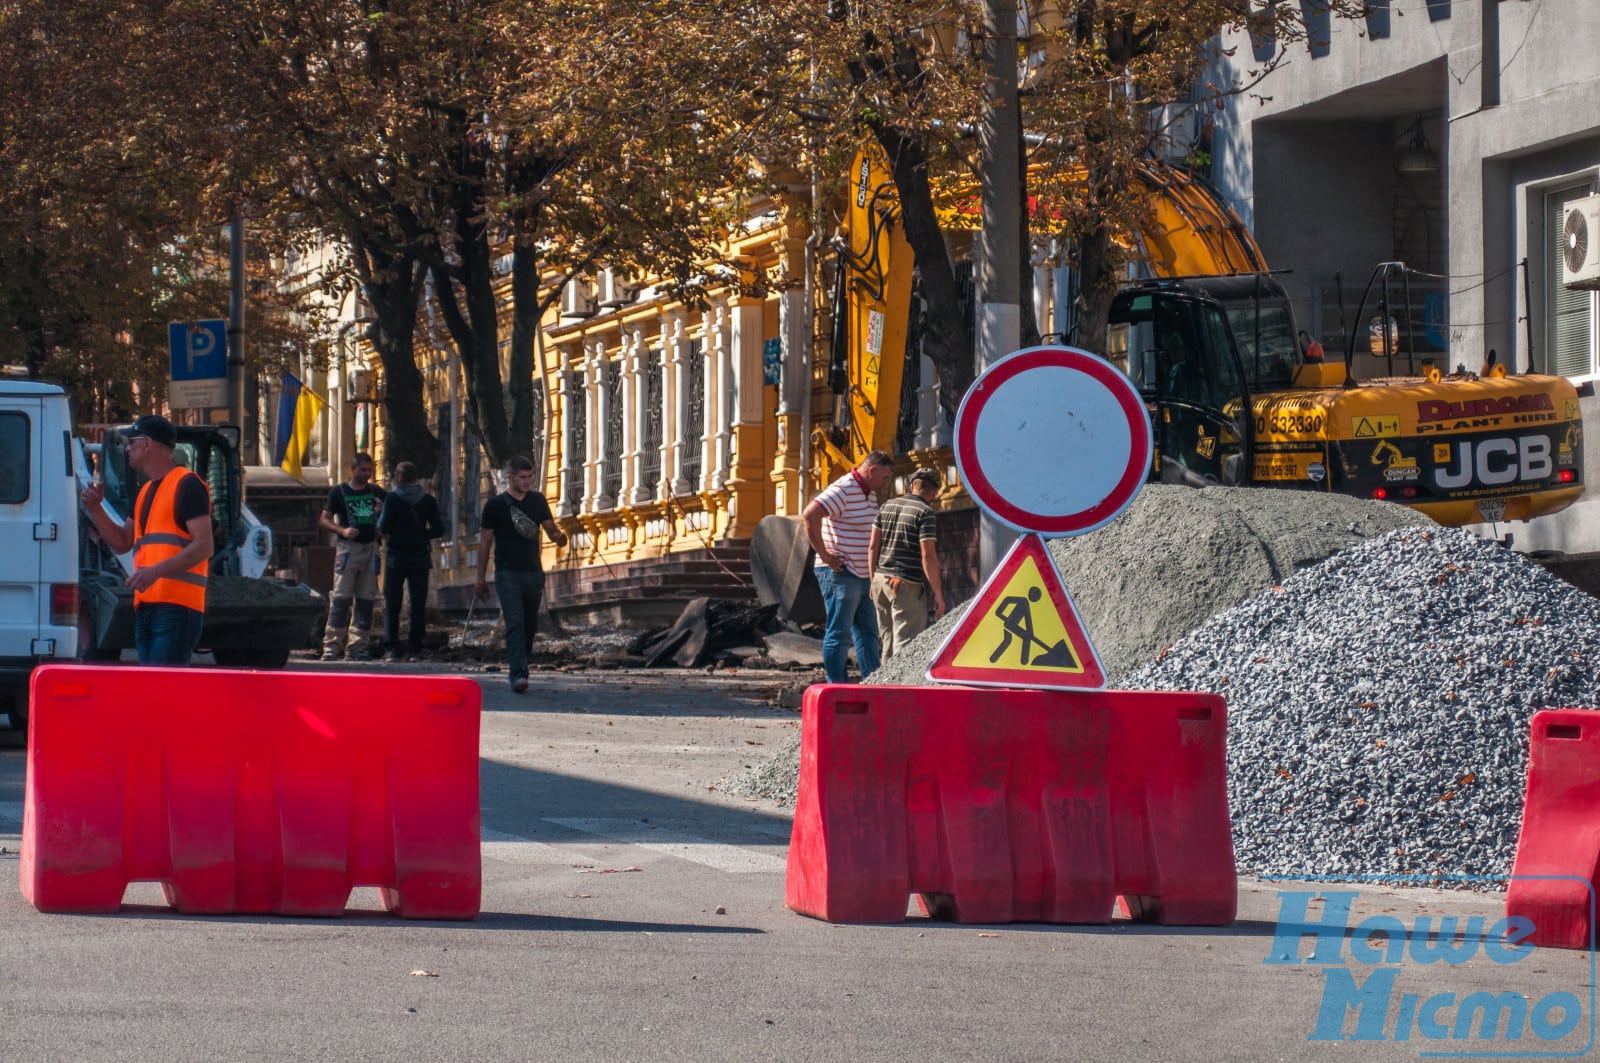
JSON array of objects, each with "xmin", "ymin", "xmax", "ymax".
[
  {"xmin": 928, "ymin": 345, "xmax": 1153, "ymax": 690},
  {"xmin": 168, "ymin": 319, "xmax": 229, "ymax": 411}
]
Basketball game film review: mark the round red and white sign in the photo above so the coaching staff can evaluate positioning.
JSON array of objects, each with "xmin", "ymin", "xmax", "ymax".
[{"xmin": 954, "ymin": 345, "xmax": 1152, "ymax": 536}]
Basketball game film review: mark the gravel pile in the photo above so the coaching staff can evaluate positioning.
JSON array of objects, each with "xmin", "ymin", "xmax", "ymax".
[
  {"xmin": 1129, "ymin": 524, "xmax": 1600, "ymax": 885},
  {"xmin": 727, "ymin": 489, "xmax": 1600, "ymax": 889}
]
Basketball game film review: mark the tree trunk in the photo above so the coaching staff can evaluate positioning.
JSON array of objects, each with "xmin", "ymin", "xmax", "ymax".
[
  {"xmin": 1074, "ymin": 223, "xmax": 1116, "ymax": 356},
  {"xmin": 507, "ymin": 239, "xmax": 541, "ymax": 461},
  {"xmin": 355, "ymin": 237, "xmax": 437, "ymax": 477}
]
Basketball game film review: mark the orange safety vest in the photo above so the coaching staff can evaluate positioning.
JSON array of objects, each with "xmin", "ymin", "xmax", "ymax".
[{"xmin": 132, "ymin": 468, "xmax": 210, "ymax": 612}]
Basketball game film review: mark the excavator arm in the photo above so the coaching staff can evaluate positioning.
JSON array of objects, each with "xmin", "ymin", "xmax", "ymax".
[
  {"xmin": 819, "ymin": 149, "xmax": 1266, "ymax": 477},
  {"xmin": 815, "ymin": 146, "xmax": 917, "ymax": 474}
]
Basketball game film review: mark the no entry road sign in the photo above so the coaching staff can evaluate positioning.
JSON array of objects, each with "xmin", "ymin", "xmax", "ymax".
[{"xmin": 954, "ymin": 345, "xmax": 1152, "ymax": 537}]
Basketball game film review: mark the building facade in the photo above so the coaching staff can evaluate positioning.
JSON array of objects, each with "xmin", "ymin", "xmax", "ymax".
[{"xmin": 1205, "ymin": 0, "xmax": 1600, "ymax": 554}]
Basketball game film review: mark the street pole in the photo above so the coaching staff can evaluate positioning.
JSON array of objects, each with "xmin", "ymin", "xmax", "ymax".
[
  {"xmin": 227, "ymin": 216, "xmax": 258, "ymax": 463},
  {"xmin": 976, "ymin": 0, "xmax": 1022, "ymax": 579}
]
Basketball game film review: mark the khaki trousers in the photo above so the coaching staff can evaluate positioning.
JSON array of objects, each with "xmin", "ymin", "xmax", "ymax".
[{"xmin": 871, "ymin": 571, "xmax": 930, "ymax": 661}]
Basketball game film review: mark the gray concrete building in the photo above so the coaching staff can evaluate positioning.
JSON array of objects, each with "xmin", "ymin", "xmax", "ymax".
[{"xmin": 1205, "ymin": 0, "xmax": 1599, "ymax": 556}]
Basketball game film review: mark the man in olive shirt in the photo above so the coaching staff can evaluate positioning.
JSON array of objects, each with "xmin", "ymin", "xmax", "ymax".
[
  {"xmin": 868, "ymin": 466, "xmax": 945, "ymax": 660},
  {"xmin": 320, "ymin": 452, "xmax": 385, "ymax": 661}
]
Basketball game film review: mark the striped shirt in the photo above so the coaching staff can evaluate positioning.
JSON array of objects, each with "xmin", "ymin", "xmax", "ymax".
[
  {"xmin": 873, "ymin": 495, "xmax": 937, "ymax": 583},
  {"xmin": 813, "ymin": 470, "xmax": 879, "ymax": 578}
]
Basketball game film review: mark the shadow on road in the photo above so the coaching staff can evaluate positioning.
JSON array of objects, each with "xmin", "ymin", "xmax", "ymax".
[
  {"xmin": 478, "ymin": 756, "xmax": 792, "ymax": 842},
  {"xmin": 54, "ymin": 905, "xmax": 764, "ymax": 935},
  {"xmin": 472, "ymin": 671, "xmax": 801, "ymax": 721}
]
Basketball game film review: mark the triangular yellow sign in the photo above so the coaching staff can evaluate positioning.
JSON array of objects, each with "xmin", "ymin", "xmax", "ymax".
[{"xmin": 926, "ymin": 534, "xmax": 1106, "ymax": 690}]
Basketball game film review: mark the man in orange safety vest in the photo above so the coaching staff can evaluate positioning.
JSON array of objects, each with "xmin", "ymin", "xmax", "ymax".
[{"xmin": 82, "ymin": 414, "xmax": 214, "ymax": 665}]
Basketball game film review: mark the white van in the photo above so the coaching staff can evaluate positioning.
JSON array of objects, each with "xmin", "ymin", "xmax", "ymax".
[{"xmin": 0, "ymin": 375, "xmax": 84, "ymax": 729}]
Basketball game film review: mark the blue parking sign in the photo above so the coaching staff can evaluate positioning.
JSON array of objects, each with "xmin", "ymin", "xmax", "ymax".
[{"xmin": 169, "ymin": 320, "xmax": 228, "ymax": 381}]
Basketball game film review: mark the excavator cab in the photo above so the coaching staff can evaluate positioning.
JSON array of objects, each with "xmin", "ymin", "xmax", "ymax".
[{"xmin": 1109, "ymin": 285, "xmax": 1252, "ymax": 486}]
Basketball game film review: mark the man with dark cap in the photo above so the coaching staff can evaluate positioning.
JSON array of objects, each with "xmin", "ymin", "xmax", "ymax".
[{"xmin": 81, "ymin": 414, "xmax": 214, "ymax": 665}]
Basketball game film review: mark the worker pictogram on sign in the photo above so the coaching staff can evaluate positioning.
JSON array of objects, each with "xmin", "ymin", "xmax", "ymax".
[{"xmin": 926, "ymin": 534, "xmax": 1106, "ymax": 690}]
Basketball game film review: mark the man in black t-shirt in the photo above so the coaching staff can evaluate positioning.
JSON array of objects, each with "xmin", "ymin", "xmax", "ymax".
[
  {"xmin": 475, "ymin": 454, "xmax": 568, "ymax": 693},
  {"xmin": 319, "ymin": 452, "xmax": 386, "ymax": 661}
]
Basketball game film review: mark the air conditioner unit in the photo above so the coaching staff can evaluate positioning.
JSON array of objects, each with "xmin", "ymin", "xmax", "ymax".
[
  {"xmin": 560, "ymin": 278, "xmax": 597, "ymax": 320},
  {"xmin": 596, "ymin": 269, "xmax": 636, "ymax": 309},
  {"xmin": 1151, "ymin": 104, "xmax": 1201, "ymax": 165},
  {"xmin": 1563, "ymin": 194, "xmax": 1600, "ymax": 290}
]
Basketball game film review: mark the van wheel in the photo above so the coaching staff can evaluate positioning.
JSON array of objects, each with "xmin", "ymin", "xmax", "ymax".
[
  {"xmin": 76, "ymin": 602, "xmax": 119, "ymax": 662},
  {"xmin": 212, "ymin": 647, "xmax": 292, "ymax": 670}
]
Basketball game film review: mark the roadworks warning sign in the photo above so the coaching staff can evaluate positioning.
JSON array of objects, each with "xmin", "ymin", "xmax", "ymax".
[{"xmin": 926, "ymin": 534, "xmax": 1106, "ymax": 690}]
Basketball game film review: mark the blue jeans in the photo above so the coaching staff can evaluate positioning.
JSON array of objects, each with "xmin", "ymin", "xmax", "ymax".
[
  {"xmin": 135, "ymin": 603, "xmax": 205, "ymax": 666},
  {"xmin": 815, "ymin": 566, "xmax": 880, "ymax": 684},
  {"xmin": 495, "ymin": 568, "xmax": 546, "ymax": 684}
]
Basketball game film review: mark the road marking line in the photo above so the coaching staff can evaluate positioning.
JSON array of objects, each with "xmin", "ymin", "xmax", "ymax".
[
  {"xmin": 543, "ymin": 817, "xmax": 788, "ymax": 874},
  {"xmin": 481, "ymin": 827, "xmax": 609, "ymax": 867}
]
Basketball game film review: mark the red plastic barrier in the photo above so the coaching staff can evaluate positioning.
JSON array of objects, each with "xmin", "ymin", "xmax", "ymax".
[
  {"xmin": 785, "ymin": 684, "xmax": 1235, "ymax": 925},
  {"xmin": 21, "ymin": 664, "xmax": 481, "ymax": 919},
  {"xmin": 1507, "ymin": 709, "xmax": 1600, "ymax": 950}
]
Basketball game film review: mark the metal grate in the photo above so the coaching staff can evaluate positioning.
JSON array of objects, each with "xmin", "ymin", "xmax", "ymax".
[
  {"xmin": 642, "ymin": 349, "xmax": 663, "ymax": 492},
  {"xmin": 682, "ymin": 340, "xmax": 704, "ymax": 487},
  {"xmin": 463, "ymin": 419, "xmax": 481, "ymax": 534},
  {"xmin": 435, "ymin": 405, "xmax": 453, "ymax": 536},
  {"xmin": 602, "ymin": 360, "xmax": 623, "ymax": 501},
  {"xmin": 564, "ymin": 373, "xmax": 586, "ymax": 505},
  {"xmin": 529, "ymin": 379, "xmax": 546, "ymax": 479}
]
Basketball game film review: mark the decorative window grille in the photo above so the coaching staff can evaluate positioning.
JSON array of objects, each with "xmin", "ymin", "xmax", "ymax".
[
  {"xmin": 642, "ymin": 349, "xmax": 663, "ymax": 491},
  {"xmin": 435, "ymin": 405, "xmax": 454, "ymax": 538},
  {"xmin": 602, "ymin": 360, "xmax": 623, "ymax": 500},
  {"xmin": 564, "ymin": 373, "xmax": 586, "ymax": 504},
  {"xmin": 529, "ymin": 379, "xmax": 546, "ymax": 479},
  {"xmin": 463, "ymin": 418, "xmax": 481, "ymax": 535},
  {"xmin": 682, "ymin": 340, "xmax": 704, "ymax": 486}
]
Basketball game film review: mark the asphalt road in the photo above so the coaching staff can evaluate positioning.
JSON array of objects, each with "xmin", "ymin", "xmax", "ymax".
[{"xmin": 0, "ymin": 665, "xmax": 1592, "ymax": 1062}]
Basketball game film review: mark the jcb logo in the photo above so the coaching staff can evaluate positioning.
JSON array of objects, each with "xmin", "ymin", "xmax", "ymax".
[{"xmin": 1434, "ymin": 436, "xmax": 1552, "ymax": 489}]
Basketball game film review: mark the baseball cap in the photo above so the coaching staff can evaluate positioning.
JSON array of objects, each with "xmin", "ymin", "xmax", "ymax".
[
  {"xmin": 127, "ymin": 414, "xmax": 177, "ymax": 448},
  {"xmin": 910, "ymin": 466, "xmax": 942, "ymax": 488}
]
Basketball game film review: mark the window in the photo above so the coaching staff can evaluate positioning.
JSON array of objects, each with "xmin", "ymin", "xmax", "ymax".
[
  {"xmin": 0, "ymin": 413, "xmax": 28, "ymax": 504},
  {"xmin": 602, "ymin": 360, "xmax": 622, "ymax": 501},
  {"xmin": 564, "ymin": 373, "xmax": 586, "ymax": 505},
  {"xmin": 1548, "ymin": 185, "xmax": 1597, "ymax": 379},
  {"xmin": 463, "ymin": 419, "xmax": 481, "ymax": 535},
  {"xmin": 529, "ymin": 380, "xmax": 546, "ymax": 479},
  {"xmin": 435, "ymin": 406, "xmax": 453, "ymax": 540},
  {"xmin": 681, "ymin": 340, "xmax": 704, "ymax": 486},
  {"xmin": 1224, "ymin": 303, "xmax": 1299, "ymax": 389},
  {"xmin": 642, "ymin": 349, "xmax": 663, "ymax": 492}
]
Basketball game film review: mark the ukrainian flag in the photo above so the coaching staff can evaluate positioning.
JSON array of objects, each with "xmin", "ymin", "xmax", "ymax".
[{"xmin": 274, "ymin": 372, "xmax": 326, "ymax": 478}]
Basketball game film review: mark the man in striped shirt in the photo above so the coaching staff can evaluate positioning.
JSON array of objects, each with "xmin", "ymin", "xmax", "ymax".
[
  {"xmin": 802, "ymin": 449, "xmax": 896, "ymax": 683},
  {"xmin": 868, "ymin": 467, "xmax": 945, "ymax": 660}
]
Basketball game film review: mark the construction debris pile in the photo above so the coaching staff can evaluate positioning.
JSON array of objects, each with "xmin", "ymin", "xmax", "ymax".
[{"xmin": 728, "ymin": 486, "xmax": 1600, "ymax": 887}]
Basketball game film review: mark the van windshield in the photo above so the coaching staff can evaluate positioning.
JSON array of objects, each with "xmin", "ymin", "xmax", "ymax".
[{"xmin": 99, "ymin": 431, "xmax": 236, "ymax": 548}]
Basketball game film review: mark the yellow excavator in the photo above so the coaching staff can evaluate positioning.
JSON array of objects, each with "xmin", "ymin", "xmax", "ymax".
[{"xmin": 820, "ymin": 147, "xmax": 1585, "ymax": 528}]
